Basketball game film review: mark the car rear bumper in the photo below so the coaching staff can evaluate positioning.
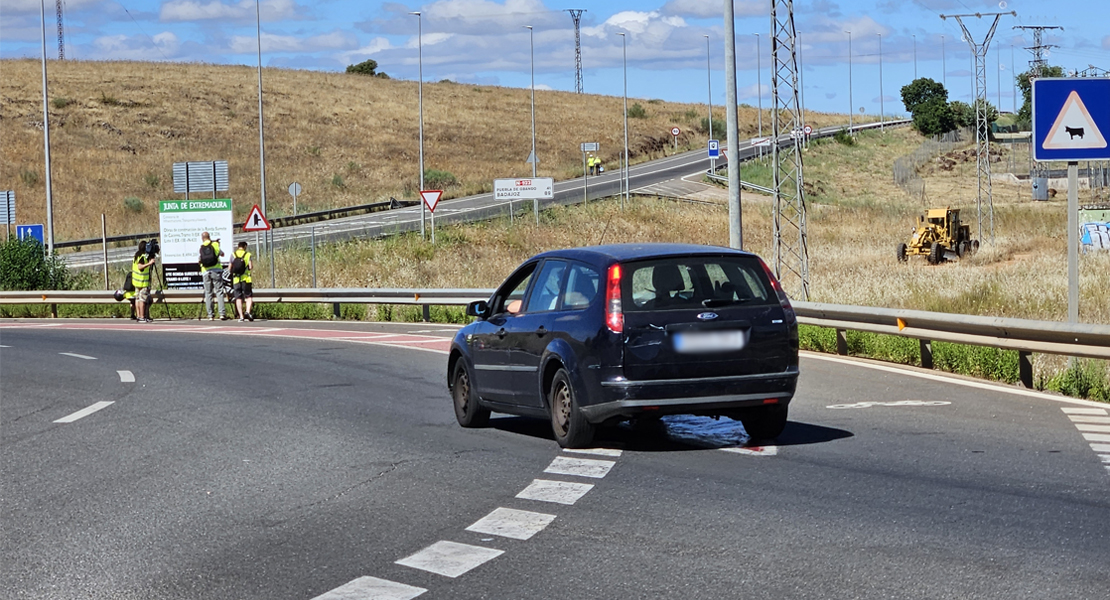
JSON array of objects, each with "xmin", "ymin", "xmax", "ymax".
[{"xmin": 582, "ymin": 368, "xmax": 798, "ymax": 423}]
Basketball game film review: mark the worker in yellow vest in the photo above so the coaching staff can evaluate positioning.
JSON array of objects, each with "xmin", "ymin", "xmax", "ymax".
[
  {"xmin": 230, "ymin": 241, "xmax": 255, "ymax": 322},
  {"xmin": 131, "ymin": 241, "xmax": 156, "ymax": 323}
]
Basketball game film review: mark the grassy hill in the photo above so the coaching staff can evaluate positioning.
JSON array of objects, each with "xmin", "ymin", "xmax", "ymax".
[{"xmin": 2, "ymin": 59, "xmax": 853, "ymax": 242}]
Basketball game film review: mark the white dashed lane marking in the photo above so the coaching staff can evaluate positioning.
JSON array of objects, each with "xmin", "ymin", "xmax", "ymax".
[
  {"xmin": 563, "ymin": 447, "xmax": 624, "ymax": 457},
  {"xmin": 1068, "ymin": 415, "xmax": 1110, "ymax": 424},
  {"xmin": 395, "ymin": 540, "xmax": 504, "ymax": 578},
  {"xmin": 59, "ymin": 352, "xmax": 96, "ymax": 360},
  {"xmin": 117, "ymin": 370, "xmax": 135, "ymax": 383},
  {"xmin": 54, "ymin": 401, "xmax": 114, "ymax": 423},
  {"xmin": 1075, "ymin": 424, "xmax": 1110, "ymax": 433},
  {"xmin": 1082, "ymin": 433, "xmax": 1110, "ymax": 443},
  {"xmin": 1061, "ymin": 407, "xmax": 1108, "ymax": 415},
  {"xmin": 465, "ymin": 507, "xmax": 556, "ymax": 541},
  {"xmin": 544, "ymin": 456, "xmax": 615, "ymax": 479},
  {"xmin": 1060, "ymin": 407, "xmax": 1110, "ymax": 475},
  {"xmin": 309, "ymin": 576, "xmax": 426, "ymax": 600},
  {"xmin": 515, "ymin": 479, "xmax": 595, "ymax": 505}
]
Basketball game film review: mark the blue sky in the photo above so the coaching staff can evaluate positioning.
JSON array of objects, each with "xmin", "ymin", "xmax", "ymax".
[{"xmin": 2, "ymin": 0, "xmax": 1107, "ymax": 116}]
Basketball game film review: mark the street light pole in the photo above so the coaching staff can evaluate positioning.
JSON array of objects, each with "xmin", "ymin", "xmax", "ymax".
[
  {"xmin": 754, "ymin": 33, "xmax": 763, "ymax": 141},
  {"xmin": 941, "ymin": 34, "xmax": 946, "ymax": 88},
  {"xmin": 38, "ymin": 0, "xmax": 55, "ymax": 253},
  {"xmin": 878, "ymin": 32, "xmax": 884, "ymax": 132},
  {"xmin": 704, "ymin": 34, "xmax": 712, "ymax": 146},
  {"xmin": 255, "ymin": 0, "xmax": 274, "ymax": 286},
  {"xmin": 410, "ymin": 12, "xmax": 426, "ymax": 238},
  {"xmin": 618, "ymin": 32, "xmax": 629, "ymax": 210},
  {"xmin": 913, "ymin": 34, "xmax": 917, "ymax": 79},
  {"xmin": 526, "ymin": 25, "xmax": 538, "ymax": 225},
  {"xmin": 846, "ymin": 30, "xmax": 852, "ymax": 132}
]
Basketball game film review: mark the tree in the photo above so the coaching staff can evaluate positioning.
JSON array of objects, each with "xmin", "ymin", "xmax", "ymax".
[
  {"xmin": 1016, "ymin": 65, "xmax": 1065, "ymax": 127},
  {"xmin": 900, "ymin": 78, "xmax": 956, "ymax": 136},
  {"xmin": 949, "ymin": 101, "xmax": 974, "ymax": 128},
  {"xmin": 0, "ymin": 238, "xmax": 74, "ymax": 291},
  {"xmin": 901, "ymin": 77, "xmax": 948, "ymax": 113},
  {"xmin": 346, "ymin": 59, "xmax": 380, "ymax": 76}
]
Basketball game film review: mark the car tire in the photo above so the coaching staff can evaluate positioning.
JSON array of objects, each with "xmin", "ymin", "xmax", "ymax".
[
  {"xmin": 452, "ymin": 360, "xmax": 490, "ymax": 428},
  {"xmin": 739, "ymin": 404, "xmax": 788, "ymax": 441},
  {"xmin": 549, "ymin": 368, "xmax": 595, "ymax": 448}
]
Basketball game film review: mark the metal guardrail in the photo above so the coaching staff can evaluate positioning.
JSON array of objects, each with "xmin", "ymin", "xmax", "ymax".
[{"xmin": 2, "ymin": 287, "xmax": 1105, "ymax": 389}]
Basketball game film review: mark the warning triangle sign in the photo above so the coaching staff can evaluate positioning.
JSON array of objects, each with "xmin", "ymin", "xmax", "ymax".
[
  {"xmin": 420, "ymin": 190, "xmax": 443, "ymax": 213},
  {"xmin": 1044, "ymin": 91, "xmax": 1108, "ymax": 150},
  {"xmin": 242, "ymin": 204, "xmax": 271, "ymax": 232}
]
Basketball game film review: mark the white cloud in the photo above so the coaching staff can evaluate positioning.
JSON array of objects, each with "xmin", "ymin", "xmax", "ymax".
[
  {"xmin": 337, "ymin": 37, "xmax": 393, "ymax": 65},
  {"xmin": 228, "ymin": 30, "xmax": 358, "ymax": 54},
  {"xmin": 661, "ymin": 0, "xmax": 763, "ymax": 19},
  {"xmin": 160, "ymin": 0, "xmax": 301, "ymax": 23},
  {"xmin": 87, "ymin": 31, "xmax": 182, "ymax": 60}
]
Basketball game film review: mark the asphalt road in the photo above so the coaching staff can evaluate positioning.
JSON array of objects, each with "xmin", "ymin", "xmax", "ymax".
[{"xmin": 3, "ymin": 320, "xmax": 1106, "ymax": 600}]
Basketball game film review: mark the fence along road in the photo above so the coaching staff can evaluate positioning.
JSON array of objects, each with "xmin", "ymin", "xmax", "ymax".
[{"xmin": 61, "ymin": 120, "xmax": 908, "ymax": 271}]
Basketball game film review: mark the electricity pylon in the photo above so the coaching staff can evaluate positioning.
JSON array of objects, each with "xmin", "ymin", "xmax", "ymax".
[{"xmin": 566, "ymin": 9, "xmax": 586, "ymax": 93}]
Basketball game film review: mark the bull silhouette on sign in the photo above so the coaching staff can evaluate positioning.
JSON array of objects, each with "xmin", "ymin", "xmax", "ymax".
[{"xmin": 1065, "ymin": 126, "xmax": 1085, "ymax": 139}]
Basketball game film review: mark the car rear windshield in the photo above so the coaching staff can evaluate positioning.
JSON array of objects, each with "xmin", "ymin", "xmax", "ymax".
[{"xmin": 621, "ymin": 256, "xmax": 773, "ymax": 312}]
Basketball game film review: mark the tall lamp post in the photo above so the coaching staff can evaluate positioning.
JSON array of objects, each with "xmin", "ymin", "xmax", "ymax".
[
  {"xmin": 255, "ymin": 0, "xmax": 274, "ymax": 285},
  {"xmin": 846, "ymin": 30, "xmax": 853, "ymax": 132},
  {"xmin": 754, "ymin": 33, "xmax": 763, "ymax": 141},
  {"xmin": 617, "ymin": 31, "xmax": 629, "ymax": 210},
  {"xmin": 410, "ymin": 11, "xmax": 426, "ymax": 238},
  {"xmin": 704, "ymin": 34, "xmax": 712, "ymax": 146},
  {"xmin": 913, "ymin": 34, "xmax": 917, "ymax": 79},
  {"xmin": 878, "ymin": 32, "xmax": 884, "ymax": 132},
  {"xmin": 941, "ymin": 34, "xmax": 946, "ymax": 88},
  {"xmin": 38, "ymin": 0, "xmax": 55, "ymax": 253},
  {"xmin": 525, "ymin": 25, "xmax": 538, "ymax": 224}
]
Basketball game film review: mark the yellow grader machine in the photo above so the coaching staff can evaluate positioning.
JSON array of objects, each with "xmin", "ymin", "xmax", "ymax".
[{"xmin": 897, "ymin": 208, "xmax": 979, "ymax": 265}]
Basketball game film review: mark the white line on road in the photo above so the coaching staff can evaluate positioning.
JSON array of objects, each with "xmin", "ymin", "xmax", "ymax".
[
  {"xmin": 1081, "ymin": 433, "xmax": 1110, "ymax": 443},
  {"xmin": 59, "ymin": 352, "xmax": 96, "ymax": 360},
  {"xmin": 395, "ymin": 540, "xmax": 503, "ymax": 578},
  {"xmin": 0, "ymin": 345, "xmax": 10, "ymax": 348},
  {"xmin": 310, "ymin": 576, "xmax": 426, "ymax": 600},
  {"xmin": 1099, "ymin": 454, "xmax": 1110, "ymax": 464},
  {"xmin": 805, "ymin": 352, "xmax": 1110, "ymax": 409},
  {"xmin": 465, "ymin": 507, "xmax": 557, "ymax": 541},
  {"xmin": 1091, "ymin": 443, "xmax": 1110, "ymax": 453},
  {"xmin": 1075, "ymin": 424, "xmax": 1110, "ymax": 433},
  {"xmin": 1068, "ymin": 415, "xmax": 1110, "ymax": 424},
  {"xmin": 1061, "ymin": 407, "xmax": 1109, "ymax": 415},
  {"xmin": 562, "ymin": 448, "xmax": 623, "ymax": 457},
  {"xmin": 117, "ymin": 370, "xmax": 135, "ymax": 383},
  {"xmin": 54, "ymin": 401, "xmax": 114, "ymax": 423},
  {"xmin": 515, "ymin": 479, "xmax": 594, "ymax": 505},
  {"xmin": 544, "ymin": 456, "xmax": 615, "ymax": 479},
  {"xmin": 721, "ymin": 445, "xmax": 779, "ymax": 456}
]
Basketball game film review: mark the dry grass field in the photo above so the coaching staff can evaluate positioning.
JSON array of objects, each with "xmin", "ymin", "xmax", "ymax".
[{"xmin": 1, "ymin": 59, "xmax": 850, "ymax": 242}]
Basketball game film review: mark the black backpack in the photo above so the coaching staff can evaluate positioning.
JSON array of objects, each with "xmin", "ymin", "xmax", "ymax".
[
  {"xmin": 231, "ymin": 255, "xmax": 247, "ymax": 276},
  {"xmin": 199, "ymin": 243, "xmax": 218, "ymax": 267}
]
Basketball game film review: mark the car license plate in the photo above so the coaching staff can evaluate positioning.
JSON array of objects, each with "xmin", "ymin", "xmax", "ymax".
[{"xmin": 672, "ymin": 330, "xmax": 748, "ymax": 353}]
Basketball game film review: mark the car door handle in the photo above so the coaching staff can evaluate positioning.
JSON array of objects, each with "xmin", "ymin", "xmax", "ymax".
[
  {"xmin": 497, "ymin": 328, "xmax": 507, "ymax": 339},
  {"xmin": 535, "ymin": 326, "xmax": 547, "ymax": 337}
]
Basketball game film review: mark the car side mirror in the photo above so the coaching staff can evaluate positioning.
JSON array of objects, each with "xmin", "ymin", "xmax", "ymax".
[{"xmin": 466, "ymin": 300, "xmax": 490, "ymax": 319}]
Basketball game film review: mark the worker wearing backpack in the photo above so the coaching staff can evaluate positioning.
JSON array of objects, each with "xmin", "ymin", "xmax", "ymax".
[
  {"xmin": 198, "ymin": 232, "xmax": 227, "ymax": 320},
  {"xmin": 230, "ymin": 241, "xmax": 254, "ymax": 322}
]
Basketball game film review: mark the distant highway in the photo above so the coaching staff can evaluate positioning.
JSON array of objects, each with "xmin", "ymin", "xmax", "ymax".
[{"xmin": 63, "ymin": 120, "xmax": 907, "ymax": 271}]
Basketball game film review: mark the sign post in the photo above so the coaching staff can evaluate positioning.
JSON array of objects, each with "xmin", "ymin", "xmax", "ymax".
[
  {"xmin": 580, "ymin": 142, "xmax": 599, "ymax": 205},
  {"xmin": 242, "ymin": 204, "xmax": 273, "ymax": 286},
  {"xmin": 158, "ymin": 199, "xmax": 233, "ymax": 289},
  {"xmin": 1033, "ymin": 77, "xmax": 1110, "ymax": 325},
  {"xmin": 1, "ymin": 190, "xmax": 13, "ymax": 240},
  {"xmin": 671, "ymin": 127, "xmax": 681, "ymax": 152},
  {"xmin": 420, "ymin": 190, "xmax": 443, "ymax": 244},
  {"xmin": 288, "ymin": 182, "xmax": 302, "ymax": 216}
]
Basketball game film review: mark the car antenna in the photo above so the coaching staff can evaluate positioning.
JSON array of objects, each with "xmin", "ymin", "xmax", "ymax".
[{"xmin": 594, "ymin": 213, "xmax": 615, "ymax": 246}]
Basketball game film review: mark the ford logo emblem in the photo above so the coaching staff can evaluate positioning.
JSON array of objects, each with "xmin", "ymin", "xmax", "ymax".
[{"xmin": 697, "ymin": 312, "xmax": 719, "ymax": 321}]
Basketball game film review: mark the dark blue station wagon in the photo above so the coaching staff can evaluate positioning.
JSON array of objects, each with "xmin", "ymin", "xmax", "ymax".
[{"xmin": 447, "ymin": 244, "xmax": 800, "ymax": 448}]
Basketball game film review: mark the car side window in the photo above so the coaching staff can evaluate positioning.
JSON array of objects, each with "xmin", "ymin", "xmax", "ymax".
[
  {"xmin": 492, "ymin": 264, "xmax": 536, "ymax": 315},
  {"xmin": 524, "ymin": 260, "xmax": 567, "ymax": 313},
  {"xmin": 561, "ymin": 263, "xmax": 600, "ymax": 310}
]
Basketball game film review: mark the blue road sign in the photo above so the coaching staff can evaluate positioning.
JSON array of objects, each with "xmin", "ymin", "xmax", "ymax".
[
  {"xmin": 1033, "ymin": 78, "xmax": 1110, "ymax": 162},
  {"xmin": 17, "ymin": 224, "xmax": 44, "ymax": 245},
  {"xmin": 708, "ymin": 139, "xmax": 720, "ymax": 159}
]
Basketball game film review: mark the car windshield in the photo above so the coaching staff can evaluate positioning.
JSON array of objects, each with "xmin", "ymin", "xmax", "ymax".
[{"xmin": 622, "ymin": 256, "xmax": 772, "ymax": 311}]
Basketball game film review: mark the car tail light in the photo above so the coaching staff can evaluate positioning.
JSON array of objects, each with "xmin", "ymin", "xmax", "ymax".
[
  {"xmin": 758, "ymin": 258, "xmax": 796, "ymax": 324},
  {"xmin": 606, "ymin": 263, "xmax": 623, "ymax": 333}
]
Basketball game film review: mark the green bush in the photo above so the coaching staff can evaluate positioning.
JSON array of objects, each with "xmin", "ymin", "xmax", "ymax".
[
  {"xmin": 424, "ymin": 168, "xmax": 458, "ymax": 189},
  {"xmin": 1042, "ymin": 360, "xmax": 1110, "ymax": 402},
  {"xmin": 20, "ymin": 169, "xmax": 38, "ymax": 186},
  {"xmin": 52, "ymin": 97, "xmax": 72, "ymax": 109},
  {"xmin": 144, "ymin": 173, "xmax": 161, "ymax": 189},
  {"xmin": 0, "ymin": 238, "xmax": 75, "ymax": 291},
  {"xmin": 627, "ymin": 103, "xmax": 647, "ymax": 119},
  {"xmin": 698, "ymin": 117, "xmax": 727, "ymax": 139},
  {"xmin": 331, "ymin": 174, "xmax": 345, "ymax": 189},
  {"xmin": 833, "ymin": 128, "xmax": 856, "ymax": 146},
  {"xmin": 346, "ymin": 59, "xmax": 380, "ymax": 76},
  {"xmin": 123, "ymin": 197, "xmax": 144, "ymax": 213}
]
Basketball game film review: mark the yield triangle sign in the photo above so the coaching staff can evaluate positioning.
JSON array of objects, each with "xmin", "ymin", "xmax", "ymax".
[
  {"xmin": 1044, "ymin": 91, "xmax": 1108, "ymax": 150},
  {"xmin": 420, "ymin": 190, "xmax": 443, "ymax": 213},
  {"xmin": 242, "ymin": 204, "xmax": 271, "ymax": 231}
]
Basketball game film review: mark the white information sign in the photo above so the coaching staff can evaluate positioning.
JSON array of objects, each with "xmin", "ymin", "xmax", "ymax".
[
  {"xmin": 494, "ymin": 178, "xmax": 554, "ymax": 200},
  {"xmin": 158, "ymin": 199, "xmax": 233, "ymax": 289}
]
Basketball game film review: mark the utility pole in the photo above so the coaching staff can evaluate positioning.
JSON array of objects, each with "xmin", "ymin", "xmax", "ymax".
[
  {"xmin": 1013, "ymin": 25, "xmax": 1062, "ymax": 76},
  {"xmin": 942, "ymin": 10, "xmax": 1015, "ymax": 245},
  {"xmin": 566, "ymin": 9, "xmax": 586, "ymax": 93},
  {"xmin": 770, "ymin": 0, "xmax": 808, "ymax": 299},
  {"xmin": 724, "ymin": 0, "xmax": 742, "ymax": 250}
]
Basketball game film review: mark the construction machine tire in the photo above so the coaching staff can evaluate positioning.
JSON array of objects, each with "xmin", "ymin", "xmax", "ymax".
[
  {"xmin": 897, "ymin": 243, "xmax": 908, "ymax": 262},
  {"xmin": 929, "ymin": 243, "xmax": 944, "ymax": 265},
  {"xmin": 971, "ymin": 240, "xmax": 980, "ymax": 254},
  {"xmin": 957, "ymin": 240, "xmax": 969, "ymax": 258}
]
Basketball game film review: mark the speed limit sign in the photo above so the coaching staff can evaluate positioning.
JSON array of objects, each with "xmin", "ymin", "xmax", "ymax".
[
  {"xmin": 803, "ymin": 125, "xmax": 813, "ymax": 135},
  {"xmin": 671, "ymin": 127, "xmax": 681, "ymax": 136}
]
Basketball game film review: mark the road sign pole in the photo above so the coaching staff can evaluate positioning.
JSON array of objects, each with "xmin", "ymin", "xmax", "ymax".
[
  {"xmin": 311, "ymin": 226, "xmax": 317, "ymax": 288},
  {"xmin": 582, "ymin": 151, "xmax": 588, "ymax": 205},
  {"xmin": 1068, "ymin": 161, "xmax": 1078, "ymax": 325}
]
